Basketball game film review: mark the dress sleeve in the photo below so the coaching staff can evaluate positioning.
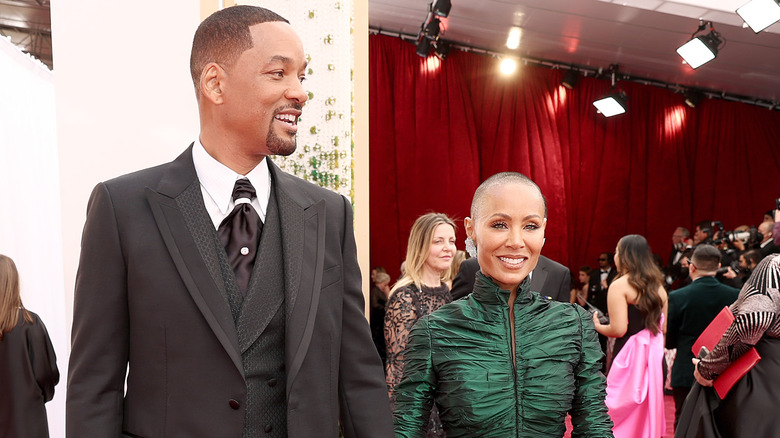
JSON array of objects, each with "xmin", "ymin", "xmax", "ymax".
[
  {"xmin": 698, "ymin": 288, "xmax": 780, "ymax": 380},
  {"xmin": 28, "ymin": 315, "xmax": 60, "ymax": 402},
  {"xmin": 392, "ymin": 316, "xmax": 435, "ymax": 438},
  {"xmin": 570, "ymin": 307, "xmax": 615, "ymax": 437},
  {"xmin": 384, "ymin": 286, "xmax": 419, "ymax": 402}
]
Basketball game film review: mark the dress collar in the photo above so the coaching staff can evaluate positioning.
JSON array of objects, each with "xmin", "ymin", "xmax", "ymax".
[{"xmin": 472, "ymin": 271, "xmax": 533, "ymax": 305}]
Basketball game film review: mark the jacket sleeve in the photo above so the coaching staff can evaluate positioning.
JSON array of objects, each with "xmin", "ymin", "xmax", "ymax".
[
  {"xmin": 336, "ymin": 195, "xmax": 395, "ymax": 438},
  {"xmin": 665, "ymin": 292, "xmax": 680, "ymax": 349},
  {"xmin": 569, "ymin": 307, "xmax": 615, "ymax": 437},
  {"xmin": 392, "ymin": 316, "xmax": 435, "ymax": 438},
  {"xmin": 29, "ymin": 315, "xmax": 60, "ymax": 402},
  {"xmin": 67, "ymin": 183, "xmax": 130, "ymax": 437}
]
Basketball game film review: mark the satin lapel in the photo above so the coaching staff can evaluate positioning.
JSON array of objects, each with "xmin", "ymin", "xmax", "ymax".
[
  {"xmin": 146, "ymin": 146, "xmax": 243, "ymax": 375},
  {"xmin": 268, "ymin": 160, "xmax": 326, "ymax": 392}
]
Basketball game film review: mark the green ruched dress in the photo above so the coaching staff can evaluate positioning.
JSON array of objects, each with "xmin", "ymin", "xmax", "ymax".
[{"xmin": 393, "ymin": 272, "xmax": 614, "ymax": 437}]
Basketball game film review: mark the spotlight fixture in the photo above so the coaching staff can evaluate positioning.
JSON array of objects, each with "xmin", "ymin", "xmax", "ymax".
[
  {"xmin": 736, "ymin": 0, "xmax": 780, "ymax": 33},
  {"xmin": 684, "ymin": 89, "xmax": 704, "ymax": 108},
  {"xmin": 506, "ymin": 27, "xmax": 522, "ymax": 50},
  {"xmin": 561, "ymin": 70, "xmax": 579, "ymax": 90},
  {"xmin": 676, "ymin": 21, "xmax": 724, "ymax": 69},
  {"xmin": 432, "ymin": 0, "xmax": 452, "ymax": 17},
  {"xmin": 593, "ymin": 91, "xmax": 628, "ymax": 117},
  {"xmin": 416, "ymin": 38, "xmax": 434, "ymax": 57},
  {"xmin": 422, "ymin": 17, "xmax": 441, "ymax": 41},
  {"xmin": 499, "ymin": 58, "xmax": 517, "ymax": 75},
  {"xmin": 434, "ymin": 40, "xmax": 452, "ymax": 60}
]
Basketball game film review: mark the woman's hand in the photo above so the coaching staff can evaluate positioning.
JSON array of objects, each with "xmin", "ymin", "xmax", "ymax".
[
  {"xmin": 692, "ymin": 358, "xmax": 714, "ymax": 387},
  {"xmin": 591, "ymin": 311, "xmax": 601, "ymax": 328}
]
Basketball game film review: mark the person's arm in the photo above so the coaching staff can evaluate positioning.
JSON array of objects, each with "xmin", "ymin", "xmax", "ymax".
[
  {"xmin": 392, "ymin": 316, "xmax": 436, "ymax": 438},
  {"xmin": 29, "ymin": 314, "xmax": 59, "ymax": 402},
  {"xmin": 384, "ymin": 286, "xmax": 419, "ymax": 402},
  {"xmin": 592, "ymin": 278, "xmax": 629, "ymax": 338},
  {"xmin": 774, "ymin": 209, "xmax": 780, "ymax": 246},
  {"xmin": 697, "ymin": 288, "xmax": 780, "ymax": 381},
  {"xmin": 67, "ymin": 183, "xmax": 130, "ymax": 436},
  {"xmin": 665, "ymin": 293, "xmax": 680, "ymax": 349},
  {"xmin": 570, "ymin": 307, "xmax": 615, "ymax": 436},
  {"xmin": 335, "ymin": 195, "xmax": 394, "ymax": 437}
]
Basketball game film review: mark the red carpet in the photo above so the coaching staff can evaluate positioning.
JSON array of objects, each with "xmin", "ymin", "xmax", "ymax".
[{"xmin": 563, "ymin": 394, "xmax": 676, "ymax": 437}]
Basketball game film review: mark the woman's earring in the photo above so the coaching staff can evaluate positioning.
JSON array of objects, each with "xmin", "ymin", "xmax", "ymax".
[{"xmin": 465, "ymin": 237, "xmax": 477, "ymax": 259}]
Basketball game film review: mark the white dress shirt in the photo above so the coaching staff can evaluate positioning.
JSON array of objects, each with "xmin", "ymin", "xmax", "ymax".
[{"xmin": 192, "ymin": 139, "xmax": 271, "ymax": 230}]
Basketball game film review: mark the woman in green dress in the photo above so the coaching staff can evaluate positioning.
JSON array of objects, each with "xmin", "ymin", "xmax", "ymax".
[{"xmin": 393, "ymin": 172, "xmax": 613, "ymax": 437}]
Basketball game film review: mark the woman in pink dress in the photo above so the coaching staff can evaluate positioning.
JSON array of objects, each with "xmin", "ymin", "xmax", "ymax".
[{"xmin": 593, "ymin": 234, "xmax": 667, "ymax": 438}]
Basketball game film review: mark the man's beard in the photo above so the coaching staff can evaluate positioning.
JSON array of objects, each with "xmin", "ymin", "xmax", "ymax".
[{"xmin": 266, "ymin": 128, "xmax": 297, "ymax": 156}]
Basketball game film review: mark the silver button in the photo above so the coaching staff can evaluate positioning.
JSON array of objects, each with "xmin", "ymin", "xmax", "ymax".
[{"xmin": 240, "ymin": 247, "xmax": 250, "ymax": 255}]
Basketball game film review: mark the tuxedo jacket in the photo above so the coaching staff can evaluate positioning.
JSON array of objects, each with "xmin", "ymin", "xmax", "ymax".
[
  {"xmin": 66, "ymin": 146, "xmax": 393, "ymax": 438},
  {"xmin": 450, "ymin": 255, "xmax": 572, "ymax": 302},
  {"xmin": 666, "ymin": 276, "xmax": 739, "ymax": 388}
]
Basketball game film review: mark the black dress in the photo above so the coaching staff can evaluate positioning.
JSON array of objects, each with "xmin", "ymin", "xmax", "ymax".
[
  {"xmin": 0, "ymin": 310, "xmax": 59, "ymax": 438},
  {"xmin": 609, "ymin": 304, "xmax": 645, "ymax": 371}
]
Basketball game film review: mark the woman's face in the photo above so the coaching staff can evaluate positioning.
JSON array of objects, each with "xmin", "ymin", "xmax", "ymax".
[
  {"xmin": 466, "ymin": 182, "xmax": 546, "ymax": 292},
  {"xmin": 578, "ymin": 270, "xmax": 589, "ymax": 284},
  {"xmin": 424, "ymin": 223, "xmax": 457, "ymax": 275}
]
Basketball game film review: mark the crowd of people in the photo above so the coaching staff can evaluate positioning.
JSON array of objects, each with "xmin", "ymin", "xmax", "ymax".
[
  {"xmin": 371, "ymin": 194, "xmax": 780, "ymax": 437},
  {"xmin": 3, "ymin": 4, "xmax": 778, "ymax": 437}
]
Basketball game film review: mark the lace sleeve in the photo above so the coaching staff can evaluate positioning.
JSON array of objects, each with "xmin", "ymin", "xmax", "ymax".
[{"xmin": 384, "ymin": 286, "xmax": 420, "ymax": 403}]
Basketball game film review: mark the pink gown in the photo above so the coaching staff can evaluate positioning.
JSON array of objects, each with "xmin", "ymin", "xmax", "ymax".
[{"xmin": 605, "ymin": 312, "xmax": 665, "ymax": 438}]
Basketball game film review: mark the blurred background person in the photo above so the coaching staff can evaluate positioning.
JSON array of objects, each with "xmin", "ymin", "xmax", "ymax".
[
  {"xmin": 593, "ymin": 235, "xmax": 667, "ymax": 438},
  {"xmin": 666, "ymin": 244, "xmax": 739, "ymax": 427},
  {"xmin": 681, "ymin": 254, "xmax": 780, "ymax": 437},
  {"xmin": 571, "ymin": 265, "xmax": 592, "ymax": 306},
  {"xmin": 384, "ymin": 212, "xmax": 456, "ymax": 437},
  {"xmin": 392, "ymin": 172, "xmax": 612, "ymax": 437},
  {"xmin": 0, "ymin": 254, "xmax": 59, "ymax": 438},
  {"xmin": 370, "ymin": 271, "xmax": 392, "ymax": 368}
]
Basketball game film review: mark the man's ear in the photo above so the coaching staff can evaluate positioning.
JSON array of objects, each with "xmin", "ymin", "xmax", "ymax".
[{"xmin": 200, "ymin": 62, "xmax": 225, "ymax": 104}]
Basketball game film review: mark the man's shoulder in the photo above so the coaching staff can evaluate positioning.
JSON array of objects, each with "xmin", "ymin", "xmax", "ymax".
[
  {"xmin": 270, "ymin": 159, "xmax": 345, "ymax": 203},
  {"xmin": 537, "ymin": 255, "xmax": 569, "ymax": 274}
]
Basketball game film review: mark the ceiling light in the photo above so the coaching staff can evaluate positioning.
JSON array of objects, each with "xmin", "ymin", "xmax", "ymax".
[
  {"xmin": 499, "ymin": 58, "xmax": 517, "ymax": 75},
  {"xmin": 561, "ymin": 70, "xmax": 579, "ymax": 89},
  {"xmin": 434, "ymin": 40, "xmax": 452, "ymax": 60},
  {"xmin": 736, "ymin": 0, "xmax": 780, "ymax": 33},
  {"xmin": 506, "ymin": 27, "xmax": 521, "ymax": 50},
  {"xmin": 593, "ymin": 91, "xmax": 628, "ymax": 117},
  {"xmin": 416, "ymin": 38, "xmax": 434, "ymax": 57},
  {"xmin": 422, "ymin": 17, "xmax": 441, "ymax": 41},
  {"xmin": 684, "ymin": 89, "xmax": 704, "ymax": 108},
  {"xmin": 432, "ymin": 0, "xmax": 452, "ymax": 17},
  {"xmin": 676, "ymin": 21, "xmax": 723, "ymax": 69}
]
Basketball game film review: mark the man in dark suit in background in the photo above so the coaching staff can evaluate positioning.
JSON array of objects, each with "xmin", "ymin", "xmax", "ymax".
[
  {"xmin": 589, "ymin": 251, "xmax": 617, "ymax": 369},
  {"xmin": 666, "ymin": 244, "xmax": 739, "ymax": 426},
  {"xmin": 451, "ymin": 255, "xmax": 571, "ymax": 301},
  {"xmin": 66, "ymin": 6, "xmax": 392, "ymax": 437}
]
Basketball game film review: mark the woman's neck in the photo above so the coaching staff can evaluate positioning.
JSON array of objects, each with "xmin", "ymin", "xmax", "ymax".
[{"xmin": 420, "ymin": 267, "xmax": 442, "ymax": 288}]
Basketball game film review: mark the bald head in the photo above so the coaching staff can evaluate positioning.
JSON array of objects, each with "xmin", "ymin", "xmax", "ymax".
[{"xmin": 470, "ymin": 172, "xmax": 547, "ymax": 222}]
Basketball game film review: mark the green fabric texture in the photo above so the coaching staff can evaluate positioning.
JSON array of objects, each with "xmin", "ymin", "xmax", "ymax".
[{"xmin": 393, "ymin": 272, "xmax": 614, "ymax": 437}]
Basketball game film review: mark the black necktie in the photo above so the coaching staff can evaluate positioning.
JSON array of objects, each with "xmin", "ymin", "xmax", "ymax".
[{"xmin": 218, "ymin": 179, "xmax": 263, "ymax": 295}]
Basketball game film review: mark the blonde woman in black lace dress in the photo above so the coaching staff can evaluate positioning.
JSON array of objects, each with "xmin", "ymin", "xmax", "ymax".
[{"xmin": 385, "ymin": 213, "xmax": 456, "ymax": 437}]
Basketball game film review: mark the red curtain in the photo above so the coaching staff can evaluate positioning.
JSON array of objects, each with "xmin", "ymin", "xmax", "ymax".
[{"xmin": 369, "ymin": 34, "xmax": 780, "ymax": 279}]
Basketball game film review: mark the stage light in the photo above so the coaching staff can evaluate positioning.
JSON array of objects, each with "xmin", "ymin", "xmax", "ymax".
[
  {"xmin": 499, "ymin": 58, "xmax": 517, "ymax": 75},
  {"xmin": 416, "ymin": 38, "xmax": 434, "ymax": 57},
  {"xmin": 736, "ymin": 0, "xmax": 780, "ymax": 33},
  {"xmin": 432, "ymin": 0, "xmax": 452, "ymax": 17},
  {"xmin": 422, "ymin": 17, "xmax": 441, "ymax": 41},
  {"xmin": 561, "ymin": 70, "xmax": 579, "ymax": 89},
  {"xmin": 684, "ymin": 89, "xmax": 704, "ymax": 108},
  {"xmin": 593, "ymin": 91, "xmax": 628, "ymax": 117},
  {"xmin": 676, "ymin": 21, "xmax": 723, "ymax": 69},
  {"xmin": 434, "ymin": 40, "xmax": 452, "ymax": 60},
  {"xmin": 506, "ymin": 27, "xmax": 521, "ymax": 50}
]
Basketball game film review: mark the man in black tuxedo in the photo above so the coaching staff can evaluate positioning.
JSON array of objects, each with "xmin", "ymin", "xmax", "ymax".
[
  {"xmin": 450, "ymin": 255, "xmax": 571, "ymax": 301},
  {"xmin": 758, "ymin": 220, "xmax": 779, "ymax": 258},
  {"xmin": 66, "ymin": 6, "xmax": 392, "ymax": 437},
  {"xmin": 667, "ymin": 244, "xmax": 739, "ymax": 426}
]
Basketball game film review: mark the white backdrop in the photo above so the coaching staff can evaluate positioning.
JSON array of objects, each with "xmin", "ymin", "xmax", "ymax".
[{"xmin": 0, "ymin": 35, "xmax": 67, "ymax": 437}]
